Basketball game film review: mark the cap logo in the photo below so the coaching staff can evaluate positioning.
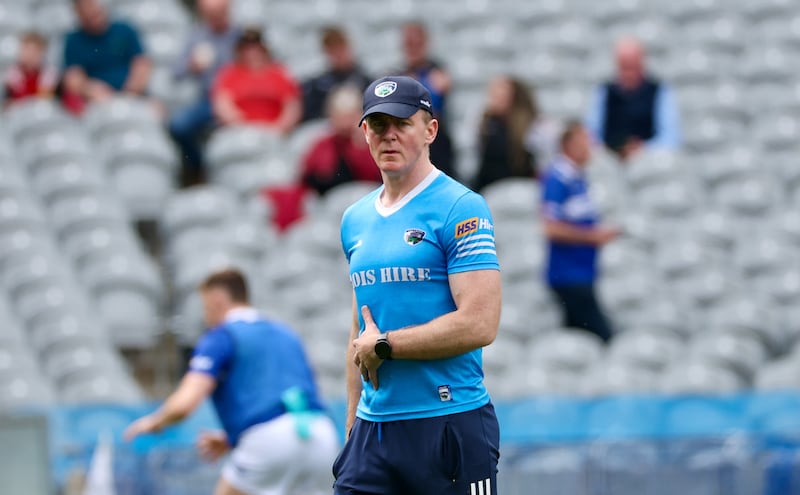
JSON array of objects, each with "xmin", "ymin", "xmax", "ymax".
[
  {"xmin": 374, "ymin": 81, "xmax": 397, "ymax": 98},
  {"xmin": 420, "ymin": 99, "xmax": 431, "ymax": 108}
]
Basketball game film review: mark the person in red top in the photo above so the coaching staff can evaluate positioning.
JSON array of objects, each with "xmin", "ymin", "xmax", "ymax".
[
  {"xmin": 300, "ymin": 85, "xmax": 381, "ymax": 195},
  {"xmin": 212, "ymin": 28, "xmax": 301, "ymax": 133},
  {"xmin": 3, "ymin": 32, "xmax": 58, "ymax": 107}
]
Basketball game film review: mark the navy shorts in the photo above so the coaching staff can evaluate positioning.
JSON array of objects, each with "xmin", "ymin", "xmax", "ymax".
[{"xmin": 333, "ymin": 403, "xmax": 500, "ymax": 495}]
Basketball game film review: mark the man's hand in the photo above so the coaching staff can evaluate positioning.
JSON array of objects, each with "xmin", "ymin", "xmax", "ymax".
[
  {"xmin": 619, "ymin": 137, "xmax": 643, "ymax": 161},
  {"xmin": 197, "ymin": 430, "xmax": 230, "ymax": 462},
  {"xmin": 591, "ymin": 226, "xmax": 623, "ymax": 246},
  {"xmin": 123, "ymin": 414, "xmax": 161, "ymax": 441},
  {"xmin": 352, "ymin": 306, "xmax": 383, "ymax": 390},
  {"xmin": 85, "ymin": 79, "xmax": 114, "ymax": 102}
]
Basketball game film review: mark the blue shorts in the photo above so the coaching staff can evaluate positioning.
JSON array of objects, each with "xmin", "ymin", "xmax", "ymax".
[{"xmin": 333, "ymin": 403, "xmax": 500, "ymax": 495}]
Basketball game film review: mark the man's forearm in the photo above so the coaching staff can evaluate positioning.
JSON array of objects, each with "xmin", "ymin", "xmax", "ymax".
[
  {"xmin": 124, "ymin": 56, "xmax": 152, "ymax": 95},
  {"xmin": 544, "ymin": 219, "xmax": 601, "ymax": 245}
]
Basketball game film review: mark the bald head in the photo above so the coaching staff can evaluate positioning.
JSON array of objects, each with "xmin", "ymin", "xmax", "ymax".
[
  {"xmin": 198, "ymin": 0, "xmax": 230, "ymax": 31},
  {"xmin": 614, "ymin": 36, "xmax": 645, "ymax": 90}
]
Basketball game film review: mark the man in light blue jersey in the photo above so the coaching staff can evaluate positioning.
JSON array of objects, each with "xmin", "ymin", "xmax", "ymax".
[
  {"xmin": 333, "ymin": 76, "xmax": 502, "ymax": 495},
  {"xmin": 125, "ymin": 269, "xmax": 339, "ymax": 495}
]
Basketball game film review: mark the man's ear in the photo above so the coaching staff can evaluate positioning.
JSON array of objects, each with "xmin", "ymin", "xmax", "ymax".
[
  {"xmin": 362, "ymin": 121, "xmax": 369, "ymax": 143},
  {"xmin": 425, "ymin": 117, "xmax": 439, "ymax": 145}
]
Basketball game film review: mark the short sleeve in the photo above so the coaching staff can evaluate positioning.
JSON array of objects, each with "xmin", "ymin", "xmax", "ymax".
[
  {"xmin": 121, "ymin": 22, "xmax": 145, "ymax": 58},
  {"xmin": 188, "ymin": 328, "xmax": 234, "ymax": 379},
  {"xmin": 541, "ymin": 174, "xmax": 570, "ymax": 221},
  {"xmin": 443, "ymin": 192, "xmax": 499, "ymax": 274}
]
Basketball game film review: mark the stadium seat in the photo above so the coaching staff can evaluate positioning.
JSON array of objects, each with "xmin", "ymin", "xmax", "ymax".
[
  {"xmin": 528, "ymin": 329, "xmax": 605, "ymax": 373},
  {"xmin": 660, "ymin": 359, "xmax": 746, "ymax": 394},
  {"xmin": 599, "ymin": 238, "xmax": 649, "ymax": 279},
  {"xmin": 210, "ymin": 156, "xmax": 296, "ymax": 197},
  {"xmin": 687, "ymin": 329, "xmax": 769, "ymax": 381},
  {"xmin": 205, "ymin": 125, "xmax": 283, "ymax": 169},
  {"xmin": 32, "ymin": 1, "xmax": 75, "ymax": 38},
  {"xmin": 653, "ymin": 235, "xmax": 723, "ymax": 280},
  {"xmin": 30, "ymin": 159, "xmax": 107, "ymax": 206},
  {"xmin": 714, "ymin": 175, "xmax": 782, "ymax": 218},
  {"xmin": 698, "ymin": 145, "xmax": 759, "ymax": 189},
  {"xmin": 608, "ymin": 330, "xmax": 685, "ymax": 371},
  {"xmin": 47, "ymin": 190, "xmax": 130, "ymax": 241},
  {"xmin": 59, "ymin": 371, "xmax": 144, "ymax": 404},
  {"xmin": 624, "ymin": 148, "xmax": 682, "ymax": 190},
  {"xmin": 83, "ymin": 96, "xmax": 161, "ymax": 141},
  {"xmin": 755, "ymin": 357, "xmax": 800, "ymax": 391},
  {"xmin": 0, "ymin": 373, "xmax": 56, "ymax": 409},
  {"xmin": 160, "ymin": 186, "xmax": 239, "ymax": 252},
  {"xmin": 62, "ymin": 223, "xmax": 144, "ymax": 271},
  {"xmin": 28, "ymin": 313, "xmax": 106, "ymax": 357},
  {"xmin": 579, "ymin": 360, "xmax": 660, "ymax": 396},
  {"xmin": 586, "ymin": 440, "xmax": 661, "ymax": 495},
  {"xmin": 4, "ymin": 99, "xmax": 76, "ymax": 145}
]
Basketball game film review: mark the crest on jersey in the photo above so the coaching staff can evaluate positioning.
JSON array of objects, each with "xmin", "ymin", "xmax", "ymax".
[
  {"xmin": 404, "ymin": 228, "xmax": 426, "ymax": 246},
  {"xmin": 375, "ymin": 81, "xmax": 397, "ymax": 97}
]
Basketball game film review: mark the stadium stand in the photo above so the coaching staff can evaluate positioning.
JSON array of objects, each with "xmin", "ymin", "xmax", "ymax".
[{"xmin": 0, "ymin": 0, "xmax": 799, "ymax": 493}]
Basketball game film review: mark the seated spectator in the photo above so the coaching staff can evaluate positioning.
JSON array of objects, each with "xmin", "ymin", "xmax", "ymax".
[
  {"xmin": 212, "ymin": 28, "xmax": 301, "ymax": 133},
  {"xmin": 301, "ymin": 26, "xmax": 371, "ymax": 122},
  {"xmin": 300, "ymin": 85, "xmax": 381, "ymax": 195},
  {"xmin": 3, "ymin": 32, "xmax": 58, "ymax": 107},
  {"xmin": 397, "ymin": 21, "xmax": 456, "ymax": 179},
  {"xmin": 61, "ymin": 0, "xmax": 152, "ymax": 114},
  {"xmin": 169, "ymin": 0, "xmax": 240, "ymax": 185},
  {"xmin": 473, "ymin": 76, "xmax": 537, "ymax": 192},
  {"xmin": 541, "ymin": 121, "xmax": 621, "ymax": 343},
  {"xmin": 585, "ymin": 36, "xmax": 680, "ymax": 161}
]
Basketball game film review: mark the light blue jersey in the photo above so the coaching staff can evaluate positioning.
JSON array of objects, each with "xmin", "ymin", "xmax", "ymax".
[{"xmin": 341, "ymin": 169, "xmax": 500, "ymax": 422}]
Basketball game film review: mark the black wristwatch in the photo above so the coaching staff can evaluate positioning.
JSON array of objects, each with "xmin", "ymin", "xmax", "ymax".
[{"xmin": 374, "ymin": 333, "xmax": 393, "ymax": 360}]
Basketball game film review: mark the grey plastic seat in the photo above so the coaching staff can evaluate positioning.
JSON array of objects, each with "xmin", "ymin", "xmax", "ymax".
[
  {"xmin": 15, "ymin": 284, "xmax": 92, "ymax": 330},
  {"xmin": 0, "ymin": 344, "xmax": 40, "ymax": 379},
  {"xmin": 599, "ymin": 239, "xmax": 649, "ymax": 279},
  {"xmin": 698, "ymin": 145, "xmax": 759, "ymax": 190},
  {"xmin": 19, "ymin": 129, "xmax": 93, "ymax": 176},
  {"xmin": 660, "ymin": 359, "xmax": 746, "ymax": 395},
  {"xmin": 673, "ymin": 266, "xmax": 740, "ymax": 309},
  {"xmin": 754, "ymin": 112, "xmax": 800, "ymax": 150},
  {"xmin": 681, "ymin": 114, "xmax": 745, "ymax": 152},
  {"xmin": 653, "ymin": 236, "xmax": 722, "ymax": 280},
  {"xmin": 83, "ymin": 96, "xmax": 161, "ymax": 141},
  {"xmin": 41, "ymin": 340, "xmax": 127, "ymax": 386},
  {"xmin": 687, "ymin": 330, "xmax": 768, "ymax": 381},
  {"xmin": 59, "ymin": 370, "xmax": 144, "ymax": 404},
  {"xmin": 205, "ymin": 125, "xmax": 283, "ymax": 169},
  {"xmin": 80, "ymin": 254, "xmax": 163, "ymax": 348},
  {"xmin": 738, "ymin": 43, "xmax": 797, "ymax": 83},
  {"xmin": 0, "ymin": 373, "xmax": 56, "ymax": 409},
  {"xmin": 1, "ymin": 252, "xmax": 74, "ymax": 304},
  {"xmin": 282, "ymin": 214, "xmax": 345, "ymax": 259},
  {"xmin": 663, "ymin": 47, "xmax": 735, "ymax": 85},
  {"xmin": 0, "ymin": 3, "xmax": 32, "ymax": 34},
  {"xmin": 62, "ymin": 223, "xmax": 143, "ymax": 271},
  {"xmin": 713, "ymin": 175, "xmax": 782, "ymax": 218},
  {"xmin": 30, "ymin": 159, "xmax": 107, "ymax": 206},
  {"xmin": 681, "ymin": 14, "xmax": 745, "ymax": 53},
  {"xmin": 5, "ymin": 99, "xmax": 77, "ymax": 149},
  {"xmin": 116, "ymin": 0, "xmax": 189, "ymax": 32},
  {"xmin": 48, "ymin": 191, "xmax": 129, "ymax": 239},
  {"xmin": 101, "ymin": 129, "xmax": 178, "ymax": 219},
  {"xmin": 579, "ymin": 360, "xmax": 660, "ymax": 396},
  {"xmin": 755, "ymin": 357, "xmax": 800, "ymax": 391},
  {"xmin": 608, "ymin": 330, "xmax": 684, "ymax": 371},
  {"xmin": 0, "ymin": 189, "xmax": 48, "ymax": 234},
  {"xmin": 732, "ymin": 231, "xmax": 794, "ymax": 279},
  {"xmin": 285, "ymin": 119, "xmax": 330, "ymax": 166},
  {"xmin": 32, "ymin": 1, "xmax": 74, "ymax": 38},
  {"xmin": 482, "ymin": 178, "xmax": 539, "ymax": 220},
  {"xmin": 599, "ymin": 271, "xmax": 656, "ymax": 316},
  {"xmin": 528, "ymin": 329, "xmax": 605, "ymax": 373},
  {"xmin": 624, "ymin": 149, "xmax": 682, "ymax": 191},
  {"xmin": 0, "ymin": 165, "xmax": 30, "ymax": 198},
  {"xmin": 160, "ymin": 186, "xmax": 238, "ymax": 242},
  {"xmin": 211, "ymin": 156, "xmax": 295, "ymax": 197},
  {"xmin": 28, "ymin": 313, "xmax": 106, "ymax": 356},
  {"xmin": 704, "ymin": 295, "xmax": 784, "ymax": 353}
]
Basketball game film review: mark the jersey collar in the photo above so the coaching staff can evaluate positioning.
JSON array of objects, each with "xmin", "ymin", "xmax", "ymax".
[
  {"xmin": 224, "ymin": 306, "xmax": 260, "ymax": 323},
  {"xmin": 374, "ymin": 168, "xmax": 440, "ymax": 218}
]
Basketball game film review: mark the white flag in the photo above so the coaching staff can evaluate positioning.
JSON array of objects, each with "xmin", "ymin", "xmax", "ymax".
[{"xmin": 83, "ymin": 430, "xmax": 116, "ymax": 495}]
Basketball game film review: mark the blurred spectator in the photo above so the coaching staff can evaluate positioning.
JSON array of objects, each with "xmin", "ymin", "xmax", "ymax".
[
  {"xmin": 300, "ymin": 85, "xmax": 381, "ymax": 195},
  {"xmin": 301, "ymin": 26, "xmax": 371, "ymax": 122},
  {"xmin": 212, "ymin": 28, "xmax": 301, "ymax": 132},
  {"xmin": 62, "ymin": 0, "xmax": 152, "ymax": 113},
  {"xmin": 473, "ymin": 76, "xmax": 538, "ymax": 192},
  {"xmin": 397, "ymin": 21, "xmax": 456, "ymax": 179},
  {"xmin": 3, "ymin": 32, "xmax": 58, "ymax": 107},
  {"xmin": 169, "ymin": 0, "xmax": 241, "ymax": 185},
  {"xmin": 541, "ymin": 121, "xmax": 621, "ymax": 343},
  {"xmin": 585, "ymin": 36, "xmax": 680, "ymax": 161}
]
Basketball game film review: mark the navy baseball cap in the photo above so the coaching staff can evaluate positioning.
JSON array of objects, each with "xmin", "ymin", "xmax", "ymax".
[{"xmin": 359, "ymin": 76, "xmax": 433, "ymax": 125}]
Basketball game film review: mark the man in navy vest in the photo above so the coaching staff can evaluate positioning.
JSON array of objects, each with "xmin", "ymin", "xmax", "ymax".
[{"xmin": 585, "ymin": 36, "xmax": 681, "ymax": 161}]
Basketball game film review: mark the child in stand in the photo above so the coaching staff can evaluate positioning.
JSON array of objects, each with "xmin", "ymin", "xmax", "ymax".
[{"xmin": 3, "ymin": 32, "xmax": 58, "ymax": 107}]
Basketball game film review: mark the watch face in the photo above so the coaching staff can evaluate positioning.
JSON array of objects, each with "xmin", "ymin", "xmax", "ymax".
[{"xmin": 375, "ymin": 340, "xmax": 391, "ymax": 359}]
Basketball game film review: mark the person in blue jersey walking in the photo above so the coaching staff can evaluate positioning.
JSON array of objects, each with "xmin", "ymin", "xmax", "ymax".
[
  {"xmin": 125, "ymin": 269, "xmax": 339, "ymax": 495},
  {"xmin": 541, "ymin": 121, "xmax": 621, "ymax": 343},
  {"xmin": 334, "ymin": 76, "xmax": 502, "ymax": 495}
]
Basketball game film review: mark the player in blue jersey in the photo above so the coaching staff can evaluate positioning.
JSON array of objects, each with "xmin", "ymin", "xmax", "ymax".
[
  {"xmin": 333, "ymin": 76, "xmax": 502, "ymax": 495},
  {"xmin": 125, "ymin": 269, "xmax": 339, "ymax": 495},
  {"xmin": 541, "ymin": 121, "xmax": 621, "ymax": 343}
]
